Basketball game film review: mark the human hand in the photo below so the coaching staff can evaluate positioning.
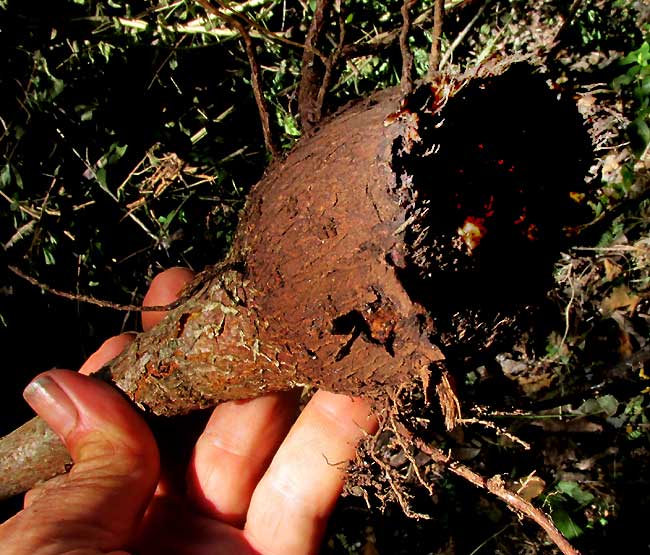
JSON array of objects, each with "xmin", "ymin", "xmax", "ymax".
[{"xmin": 0, "ymin": 268, "xmax": 377, "ymax": 555}]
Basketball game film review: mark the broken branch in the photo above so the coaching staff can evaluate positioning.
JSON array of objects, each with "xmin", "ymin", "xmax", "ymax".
[{"xmin": 417, "ymin": 439, "xmax": 581, "ymax": 555}]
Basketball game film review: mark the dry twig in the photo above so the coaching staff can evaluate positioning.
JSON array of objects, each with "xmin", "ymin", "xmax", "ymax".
[
  {"xmin": 427, "ymin": 0, "xmax": 445, "ymax": 80},
  {"xmin": 457, "ymin": 417, "xmax": 531, "ymax": 450},
  {"xmin": 298, "ymin": 0, "xmax": 333, "ymax": 131},
  {"xmin": 409, "ymin": 434, "xmax": 581, "ymax": 555},
  {"xmin": 313, "ymin": 2, "xmax": 346, "ymax": 126},
  {"xmin": 439, "ymin": 0, "xmax": 489, "ymax": 70},
  {"xmin": 196, "ymin": 0, "xmax": 279, "ymax": 157},
  {"xmin": 8, "ymin": 265, "xmax": 187, "ymax": 312},
  {"xmin": 340, "ymin": 0, "xmax": 473, "ymax": 61},
  {"xmin": 547, "ymin": 0, "xmax": 584, "ymax": 60},
  {"xmin": 399, "ymin": 0, "xmax": 418, "ymax": 94}
]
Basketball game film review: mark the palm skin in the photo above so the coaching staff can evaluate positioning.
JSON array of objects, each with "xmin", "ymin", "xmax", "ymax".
[{"xmin": 0, "ymin": 268, "xmax": 376, "ymax": 555}]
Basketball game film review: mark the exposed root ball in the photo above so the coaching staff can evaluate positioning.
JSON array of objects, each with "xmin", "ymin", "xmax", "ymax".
[{"xmin": 0, "ymin": 63, "xmax": 593, "ymax": 516}]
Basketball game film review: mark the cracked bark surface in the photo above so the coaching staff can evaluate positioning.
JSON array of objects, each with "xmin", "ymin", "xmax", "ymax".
[
  {"xmin": 0, "ymin": 62, "xmax": 592, "ymax": 525},
  {"xmin": 0, "ymin": 86, "xmax": 443, "ymax": 498}
]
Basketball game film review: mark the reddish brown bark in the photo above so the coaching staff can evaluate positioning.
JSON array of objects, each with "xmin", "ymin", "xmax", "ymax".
[
  {"xmin": 0, "ymin": 66, "xmax": 592, "ymax": 555},
  {"xmin": 0, "ymin": 86, "xmax": 443, "ymax": 498}
]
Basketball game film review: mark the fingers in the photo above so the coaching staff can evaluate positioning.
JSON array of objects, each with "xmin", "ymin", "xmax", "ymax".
[
  {"xmin": 79, "ymin": 333, "xmax": 135, "ymax": 375},
  {"xmin": 187, "ymin": 390, "xmax": 300, "ymax": 526},
  {"xmin": 142, "ymin": 267, "xmax": 195, "ymax": 331},
  {"xmin": 244, "ymin": 391, "xmax": 378, "ymax": 555},
  {"xmin": 0, "ymin": 370, "xmax": 159, "ymax": 555},
  {"xmin": 79, "ymin": 266, "xmax": 195, "ymax": 375}
]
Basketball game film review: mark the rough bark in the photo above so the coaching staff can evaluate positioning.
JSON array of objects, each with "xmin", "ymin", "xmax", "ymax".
[
  {"xmin": 0, "ymin": 86, "xmax": 443, "ymax": 498},
  {"xmin": 0, "ymin": 419, "xmax": 69, "ymax": 499},
  {"xmin": 0, "ymin": 62, "xmax": 593, "ymax": 537}
]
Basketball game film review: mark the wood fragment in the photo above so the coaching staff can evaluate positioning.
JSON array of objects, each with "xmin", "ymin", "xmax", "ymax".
[
  {"xmin": 0, "ymin": 418, "xmax": 70, "ymax": 500},
  {"xmin": 1, "ymin": 87, "xmax": 445, "ymax": 498},
  {"xmin": 435, "ymin": 368, "xmax": 461, "ymax": 430}
]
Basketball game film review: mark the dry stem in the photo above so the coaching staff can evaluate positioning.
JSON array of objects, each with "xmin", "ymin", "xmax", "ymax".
[
  {"xmin": 399, "ymin": 0, "xmax": 417, "ymax": 95},
  {"xmin": 196, "ymin": 0, "xmax": 278, "ymax": 157},
  {"xmin": 8, "ymin": 262, "xmax": 232, "ymax": 313},
  {"xmin": 427, "ymin": 0, "xmax": 445, "ymax": 80},
  {"xmin": 8, "ymin": 264, "xmax": 182, "ymax": 312},
  {"xmin": 313, "ymin": 2, "xmax": 346, "ymax": 125},
  {"xmin": 341, "ymin": 0, "xmax": 473, "ymax": 61},
  {"xmin": 408, "ymin": 433, "xmax": 581, "ymax": 555},
  {"xmin": 439, "ymin": 0, "xmax": 489, "ymax": 70},
  {"xmin": 298, "ymin": 0, "xmax": 333, "ymax": 131}
]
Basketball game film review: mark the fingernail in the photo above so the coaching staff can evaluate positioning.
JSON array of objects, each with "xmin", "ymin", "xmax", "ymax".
[{"xmin": 23, "ymin": 376, "xmax": 78, "ymax": 438}]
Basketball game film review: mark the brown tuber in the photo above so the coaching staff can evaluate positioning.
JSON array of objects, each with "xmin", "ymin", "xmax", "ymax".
[
  {"xmin": 0, "ymin": 63, "xmax": 592, "ymax": 510},
  {"xmin": 0, "ymin": 86, "xmax": 443, "ymax": 499}
]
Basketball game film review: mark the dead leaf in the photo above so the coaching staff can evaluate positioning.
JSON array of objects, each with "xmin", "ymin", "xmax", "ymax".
[
  {"xmin": 532, "ymin": 417, "xmax": 603, "ymax": 433},
  {"xmin": 601, "ymin": 285, "xmax": 640, "ymax": 315},
  {"xmin": 576, "ymin": 93, "xmax": 596, "ymax": 112},
  {"xmin": 575, "ymin": 395, "xmax": 619, "ymax": 418},
  {"xmin": 516, "ymin": 473, "xmax": 546, "ymax": 502},
  {"xmin": 451, "ymin": 447, "xmax": 481, "ymax": 461},
  {"xmin": 601, "ymin": 152, "xmax": 623, "ymax": 182},
  {"xmin": 497, "ymin": 355, "xmax": 556, "ymax": 396},
  {"xmin": 603, "ymin": 258, "xmax": 622, "ymax": 281}
]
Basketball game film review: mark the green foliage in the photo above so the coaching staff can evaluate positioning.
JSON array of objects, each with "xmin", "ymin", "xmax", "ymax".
[
  {"xmin": 614, "ymin": 41, "xmax": 650, "ymax": 153},
  {"xmin": 545, "ymin": 480, "xmax": 615, "ymax": 540},
  {"xmin": 0, "ymin": 0, "xmax": 286, "ymax": 304},
  {"xmin": 575, "ymin": 395, "xmax": 620, "ymax": 418},
  {"xmin": 567, "ymin": 0, "xmax": 642, "ymax": 54}
]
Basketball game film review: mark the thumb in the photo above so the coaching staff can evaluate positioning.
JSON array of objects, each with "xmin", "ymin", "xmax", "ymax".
[{"xmin": 0, "ymin": 370, "xmax": 159, "ymax": 555}]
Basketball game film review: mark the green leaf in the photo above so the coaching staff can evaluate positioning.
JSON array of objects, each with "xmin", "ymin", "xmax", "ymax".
[
  {"xmin": 612, "ymin": 72, "xmax": 635, "ymax": 90},
  {"xmin": 552, "ymin": 508, "xmax": 584, "ymax": 540},
  {"xmin": 43, "ymin": 249, "xmax": 56, "ymax": 265},
  {"xmin": 106, "ymin": 143, "xmax": 128, "ymax": 165},
  {"xmin": 575, "ymin": 395, "xmax": 619, "ymax": 418},
  {"xmin": 634, "ymin": 115, "xmax": 650, "ymax": 140},
  {"xmin": 80, "ymin": 109, "xmax": 95, "ymax": 122},
  {"xmin": 621, "ymin": 42, "xmax": 650, "ymax": 66},
  {"xmin": 51, "ymin": 77, "xmax": 65, "ymax": 99},
  {"xmin": 95, "ymin": 167, "xmax": 107, "ymax": 188},
  {"xmin": 556, "ymin": 481, "xmax": 595, "ymax": 506},
  {"xmin": 0, "ymin": 164, "xmax": 11, "ymax": 189}
]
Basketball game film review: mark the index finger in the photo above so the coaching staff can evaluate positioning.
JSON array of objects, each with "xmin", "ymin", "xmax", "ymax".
[
  {"xmin": 78, "ymin": 267, "xmax": 195, "ymax": 376},
  {"xmin": 141, "ymin": 267, "xmax": 195, "ymax": 331}
]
